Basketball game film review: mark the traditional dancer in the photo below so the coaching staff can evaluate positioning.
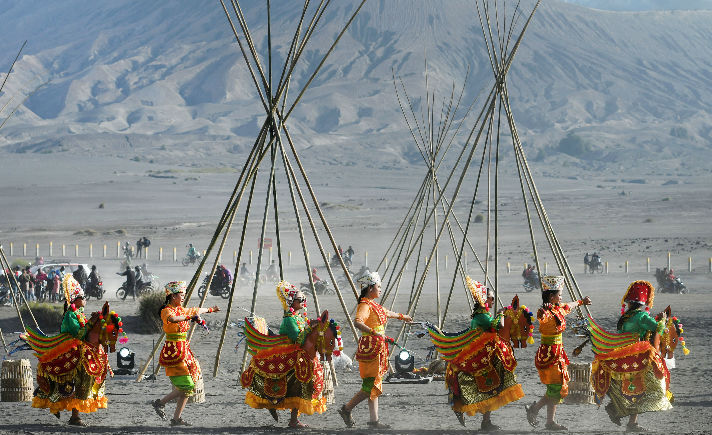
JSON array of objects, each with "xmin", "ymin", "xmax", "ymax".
[
  {"xmin": 241, "ymin": 281, "xmax": 339, "ymax": 427},
  {"xmin": 592, "ymin": 280, "xmax": 672, "ymax": 431},
  {"xmin": 151, "ymin": 281, "xmax": 220, "ymax": 426},
  {"xmin": 27, "ymin": 274, "xmax": 124, "ymax": 426},
  {"xmin": 338, "ymin": 271, "xmax": 412, "ymax": 429},
  {"xmin": 525, "ymin": 275, "xmax": 592, "ymax": 431},
  {"xmin": 428, "ymin": 277, "xmax": 524, "ymax": 430}
]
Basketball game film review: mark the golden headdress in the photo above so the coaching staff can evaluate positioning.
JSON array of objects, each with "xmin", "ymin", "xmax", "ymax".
[
  {"xmin": 276, "ymin": 280, "xmax": 305, "ymax": 312},
  {"xmin": 63, "ymin": 274, "xmax": 84, "ymax": 302},
  {"xmin": 465, "ymin": 276, "xmax": 487, "ymax": 307}
]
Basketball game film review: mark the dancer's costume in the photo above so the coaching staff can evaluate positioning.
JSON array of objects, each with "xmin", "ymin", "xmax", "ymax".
[
  {"xmin": 241, "ymin": 281, "xmax": 326, "ymax": 414},
  {"xmin": 354, "ymin": 272, "xmax": 392, "ymax": 400},
  {"xmin": 428, "ymin": 277, "xmax": 524, "ymax": 415},
  {"xmin": 589, "ymin": 281, "xmax": 672, "ymax": 419},
  {"xmin": 28, "ymin": 275, "xmax": 113, "ymax": 414},
  {"xmin": 535, "ymin": 275, "xmax": 582, "ymax": 402},
  {"xmin": 159, "ymin": 281, "xmax": 201, "ymax": 396}
]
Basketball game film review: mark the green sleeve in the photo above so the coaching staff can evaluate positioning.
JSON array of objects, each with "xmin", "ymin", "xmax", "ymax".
[
  {"xmin": 280, "ymin": 316, "xmax": 301, "ymax": 343},
  {"xmin": 637, "ymin": 311, "xmax": 660, "ymax": 333},
  {"xmin": 60, "ymin": 310, "xmax": 87, "ymax": 339},
  {"xmin": 470, "ymin": 312, "xmax": 498, "ymax": 331}
]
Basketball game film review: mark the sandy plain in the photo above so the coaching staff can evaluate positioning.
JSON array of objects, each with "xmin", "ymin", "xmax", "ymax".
[{"xmin": 0, "ymin": 153, "xmax": 710, "ymax": 434}]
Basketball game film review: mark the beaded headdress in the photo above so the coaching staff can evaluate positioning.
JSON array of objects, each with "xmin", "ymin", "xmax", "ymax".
[
  {"xmin": 465, "ymin": 276, "xmax": 487, "ymax": 307},
  {"xmin": 165, "ymin": 281, "xmax": 187, "ymax": 296},
  {"xmin": 356, "ymin": 271, "xmax": 381, "ymax": 289},
  {"xmin": 540, "ymin": 275, "xmax": 565, "ymax": 292},
  {"xmin": 63, "ymin": 274, "xmax": 84, "ymax": 302},
  {"xmin": 276, "ymin": 280, "xmax": 305, "ymax": 312},
  {"xmin": 621, "ymin": 280, "xmax": 654, "ymax": 313}
]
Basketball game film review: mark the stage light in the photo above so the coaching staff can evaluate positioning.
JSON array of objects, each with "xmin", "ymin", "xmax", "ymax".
[
  {"xmin": 394, "ymin": 349, "xmax": 414, "ymax": 374},
  {"xmin": 115, "ymin": 347, "xmax": 135, "ymax": 374}
]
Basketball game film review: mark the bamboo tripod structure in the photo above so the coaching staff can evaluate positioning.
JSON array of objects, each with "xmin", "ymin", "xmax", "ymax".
[
  {"xmin": 377, "ymin": 0, "xmax": 590, "ymax": 349},
  {"xmin": 136, "ymin": 0, "xmax": 367, "ymax": 382}
]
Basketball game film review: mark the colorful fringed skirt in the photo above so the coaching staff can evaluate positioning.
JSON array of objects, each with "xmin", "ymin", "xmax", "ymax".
[
  {"xmin": 446, "ymin": 332, "xmax": 524, "ymax": 415},
  {"xmin": 241, "ymin": 344, "xmax": 326, "ymax": 414},
  {"xmin": 159, "ymin": 336, "xmax": 201, "ymax": 396},
  {"xmin": 535, "ymin": 335, "xmax": 570, "ymax": 400},
  {"xmin": 355, "ymin": 334, "xmax": 390, "ymax": 399},
  {"xmin": 592, "ymin": 341, "xmax": 672, "ymax": 418},
  {"xmin": 32, "ymin": 340, "xmax": 109, "ymax": 414}
]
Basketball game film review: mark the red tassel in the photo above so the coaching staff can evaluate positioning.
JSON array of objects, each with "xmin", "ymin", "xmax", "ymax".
[{"xmin": 621, "ymin": 304, "xmax": 625, "ymax": 315}]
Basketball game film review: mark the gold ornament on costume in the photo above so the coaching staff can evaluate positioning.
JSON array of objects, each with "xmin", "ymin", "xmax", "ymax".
[
  {"xmin": 63, "ymin": 274, "xmax": 84, "ymax": 302},
  {"xmin": 276, "ymin": 280, "xmax": 304, "ymax": 312}
]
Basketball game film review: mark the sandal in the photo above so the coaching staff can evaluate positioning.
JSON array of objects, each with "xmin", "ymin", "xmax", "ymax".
[
  {"xmin": 367, "ymin": 420, "xmax": 391, "ymax": 429},
  {"xmin": 544, "ymin": 421, "xmax": 568, "ymax": 431},
  {"xmin": 268, "ymin": 409, "xmax": 279, "ymax": 422},
  {"xmin": 68, "ymin": 416, "xmax": 87, "ymax": 427},
  {"xmin": 525, "ymin": 402, "xmax": 539, "ymax": 427},
  {"xmin": 152, "ymin": 399, "xmax": 166, "ymax": 420},
  {"xmin": 170, "ymin": 418, "xmax": 191, "ymax": 426},
  {"xmin": 338, "ymin": 405, "xmax": 355, "ymax": 428},
  {"xmin": 454, "ymin": 410, "xmax": 465, "ymax": 427}
]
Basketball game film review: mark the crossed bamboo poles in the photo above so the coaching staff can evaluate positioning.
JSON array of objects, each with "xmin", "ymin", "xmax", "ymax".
[
  {"xmin": 136, "ymin": 0, "xmax": 368, "ymax": 381},
  {"xmin": 374, "ymin": 0, "xmax": 589, "ymax": 349}
]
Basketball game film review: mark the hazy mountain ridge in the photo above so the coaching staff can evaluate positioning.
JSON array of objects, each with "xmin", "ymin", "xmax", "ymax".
[{"xmin": 0, "ymin": 0, "xmax": 711, "ymax": 174}]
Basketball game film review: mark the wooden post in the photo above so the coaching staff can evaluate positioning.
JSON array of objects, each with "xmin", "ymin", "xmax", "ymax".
[
  {"xmin": 23, "ymin": 243, "xmax": 26, "ymax": 256},
  {"xmin": 605, "ymin": 261, "xmax": 609, "ymax": 274},
  {"xmin": 62, "ymin": 244, "xmax": 66, "ymax": 256},
  {"xmin": 233, "ymin": 250, "xmax": 237, "ymax": 265},
  {"xmin": 89, "ymin": 244, "xmax": 93, "ymax": 258},
  {"xmin": 625, "ymin": 260, "xmax": 629, "ymax": 274},
  {"xmin": 250, "ymin": 250, "xmax": 253, "ymax": 265},
  {"xmin": 117, "ymin": 241, "xmax": 120, "ymax": 258},
  {"xmin": 49, "ymin": 241, "xmax": 53, "ymax": 257},
  {"xmin": 159, "ymin": 247, "xmax": 163, "ymax": 262},
  {"xmin": 288, "ymin": 251, "xmax": 292, "ymax": 266},
  {"xmin": 173, "ymin": 247, "xmax": 177, "ymax": 262},
  {"xmin": 103, "ymin": 244, "xmax": 107, "ymax": 258},
  {"xmin": 667, "ymin": 252, "xmax": 671, "ymax": 270},
  {"xmin": 544, "ymin": 262, "xmax": 548, "ymax": 274},
  {"xmin": 365, "ymin": 251, "xmax": 368, "ymax": 267},
  {"xmin": 646, "ymin": 257, "xmax": 650, "ymax": 273},
  {"xmin": 75, "ymin": 244, "xmax": 79, "ymax": 257},
  {"xmin": 269, "ymin": 247, "xmax": 273, "ymax": 264},
  {"xmin": 709, "ymin": 257, "xmax": 712, "ymax": 273},
  {"xmin": 145, "ymin": 247, "xmax": 149, "ymax": 259},
  {"xmin": 506, "ymin": 262, "xmax": 510, "ymax": 274},
  {"xmin": 688, "ymin": 256, "xmax": 692, "ymax": 273},
  {"xmin": 35, "ymin": 243, "xmax": 39, "ymax": 257}
]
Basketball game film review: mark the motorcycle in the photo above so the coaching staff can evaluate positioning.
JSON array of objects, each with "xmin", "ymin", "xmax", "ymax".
[
  {"xmin": 85, "ymin": 279, "xmax": 105, "ymax": 300},
  {"xmin": 330, "ymin": 254, "xmax": 352, "ymax": 268},
  {"xmin": 300, "ymin": 280, "xmax": 335, "ymax": 295},
  {"xmin": 197, "ymin": 274, "xmax": 231, "ymax": 299},
  {"xmin": 116, "ymin": 281, "xmax": 152, "ymax": 299},
  {"xmin": 661, "ymin": 277, "xmax": 688, "ymax": 294},
  {"xmin": 181, "ymin": 252, "xmax": 202, "ymax": 266},
  {"xmin": 588, "ymin": 258, "xmax": 603, "ymax": 274}
]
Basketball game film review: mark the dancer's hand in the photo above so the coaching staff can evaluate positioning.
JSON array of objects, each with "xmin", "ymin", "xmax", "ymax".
[
  {"xmin": 581, "ymin": 296, "xmax": 592, "ymax": 305},
  {"xmin": 210, "ymin": 306, "xmax": 220, "ymax": 313}
]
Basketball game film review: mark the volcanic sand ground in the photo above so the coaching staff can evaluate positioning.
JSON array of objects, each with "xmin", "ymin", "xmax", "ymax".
[{"xmin": 0, "ymin": 154, "xmax": 711, "ymax": 434}]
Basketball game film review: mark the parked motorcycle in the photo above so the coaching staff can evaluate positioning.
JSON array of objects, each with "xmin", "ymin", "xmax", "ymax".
[{"xmin": 197, "ymin": 274, "xmax": 231, "ymax": 299}]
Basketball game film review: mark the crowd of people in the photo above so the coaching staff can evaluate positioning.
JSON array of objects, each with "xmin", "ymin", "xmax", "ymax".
[{"xmin": 0, "ymin": 264, "xmax": 100, "ymax": 303}]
